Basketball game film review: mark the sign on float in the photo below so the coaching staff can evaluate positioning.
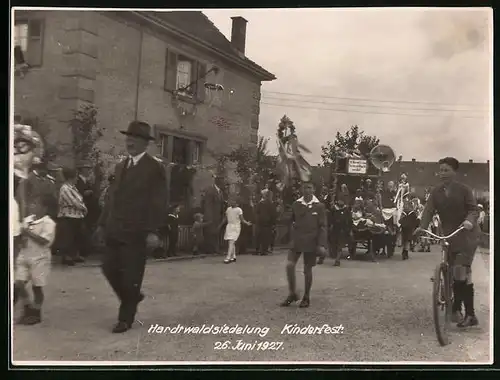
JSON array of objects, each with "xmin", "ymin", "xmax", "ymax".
[{"xmin": 348, "ymin": 159, "xmax": 368, "ymax": 174}]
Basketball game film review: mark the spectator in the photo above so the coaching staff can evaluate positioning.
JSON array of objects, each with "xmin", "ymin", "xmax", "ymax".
[{"xmin": 57, "ymin": 167, "xmax": 87, "ymax": 266}]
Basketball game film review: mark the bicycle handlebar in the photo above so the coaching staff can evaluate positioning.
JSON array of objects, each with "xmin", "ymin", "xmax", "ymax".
[{"xmin": 420, "ymin": 226, "xmax": 465, "ymax": 240}]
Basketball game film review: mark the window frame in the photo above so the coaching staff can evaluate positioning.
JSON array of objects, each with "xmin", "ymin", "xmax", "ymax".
[
  {"xmin": 164, "ymin": 48, "xmax": 207, "ymax": 104},
  {"xmin": 14, "ymin": 21, "xmax": 29, "ymax": 53},
  {"xmin": 13, "ymin": 17, "xmax": 44, "ymax": 67}
]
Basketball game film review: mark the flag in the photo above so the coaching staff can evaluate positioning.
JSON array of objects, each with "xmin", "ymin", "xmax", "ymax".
[{"xmin": 275, "ymin": 133, "xmax": 312, "ymax": 190}]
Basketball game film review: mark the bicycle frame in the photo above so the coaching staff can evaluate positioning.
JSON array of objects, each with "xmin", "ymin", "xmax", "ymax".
[{"xmin": 421, "ymin": 226, "xmax": 465, "ymax": 346}]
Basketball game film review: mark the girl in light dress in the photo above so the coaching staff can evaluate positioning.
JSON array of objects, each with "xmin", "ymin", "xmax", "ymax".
[
  {"xmin": 219, "ymin": 196, "xmax": 252, "ymax": 264},
  {"xmin": 394, "ymin": 173, "xmax": 411, "ymax": 225}
]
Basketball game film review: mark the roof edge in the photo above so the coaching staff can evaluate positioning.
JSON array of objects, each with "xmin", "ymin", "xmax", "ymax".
[{"xmin": 134, "ymin": 11, "xmax": 276, "ymax": 82}]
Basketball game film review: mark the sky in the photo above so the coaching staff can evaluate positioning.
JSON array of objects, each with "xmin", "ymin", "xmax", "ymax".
[{"xmin": 203, "ymin": 8, "xmax": 492, "ymax": 165}]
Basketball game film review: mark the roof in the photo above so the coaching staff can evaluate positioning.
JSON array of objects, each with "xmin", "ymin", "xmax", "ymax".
[{"xmin": 145, "ymin": 11, "xmax": 276, "ymax": 82}]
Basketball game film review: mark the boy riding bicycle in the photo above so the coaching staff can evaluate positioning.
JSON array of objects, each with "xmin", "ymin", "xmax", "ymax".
[{"xmin": 415, "ymin": 157, "xmax": 480, "ymax": 328}]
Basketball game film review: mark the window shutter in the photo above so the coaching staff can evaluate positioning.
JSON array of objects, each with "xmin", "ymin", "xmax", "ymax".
[
  {"xmin": 164, "ymin": 49, "xmax": 178, "ymax": 92},
  {"xmin": 196, "ymin": 62, "xmax": 207, "ymax": 103},
  {"xmin": 27, "ymin": 19, "xmax": 44, "ymax": 67}
]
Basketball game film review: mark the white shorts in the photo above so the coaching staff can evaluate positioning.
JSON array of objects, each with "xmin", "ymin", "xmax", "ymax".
[{"xmin": 15, "ymin": 252, "xmax": 51, "ymax": 287}]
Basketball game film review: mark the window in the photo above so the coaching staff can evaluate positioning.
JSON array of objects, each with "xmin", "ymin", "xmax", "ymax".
[
  {"xmin": 191, "ymin": 141, "xmax": 201, "ymax": 164},
  {"xmin": 176, "ymin": 59, "xmax": 193, "ymax": 97},
  {"xmin": 164, "ymin": 49, "xmax": 206, "ymax": 103},
  {"xmin": 14, "ymin": 22, "xmax": 29, "ymax": 53},
  {"xmin": 13, "ymin": 18, "xmax": 44, "ymax": 67},
  {"xmin": 159, "ymin": 132, "xmax": 205, "ymax": 205},
  {"xmin": 159, "ymin": 133, "xmax": 203, "ymax": 166}
]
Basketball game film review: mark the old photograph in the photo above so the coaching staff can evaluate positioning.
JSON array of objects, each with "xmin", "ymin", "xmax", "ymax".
[{"xmin": 10, "ymin": 7, "xmax": 492, "ymax": 364}]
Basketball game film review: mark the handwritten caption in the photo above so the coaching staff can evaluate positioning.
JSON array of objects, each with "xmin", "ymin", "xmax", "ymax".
[{"xmin": 148, "ymin": 323, "xmax": 344, "ymax": 351}]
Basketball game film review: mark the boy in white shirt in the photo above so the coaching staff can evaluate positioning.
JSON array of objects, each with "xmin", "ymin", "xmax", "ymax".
[{"xmin": 14, "ymin": 194, "xmax": 56, "ymax": 325}]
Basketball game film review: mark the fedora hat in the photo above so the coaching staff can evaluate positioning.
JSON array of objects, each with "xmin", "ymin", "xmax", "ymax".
[{"xmin": 120, "ymin": 120, "xmax": 155, "ymax": 141}]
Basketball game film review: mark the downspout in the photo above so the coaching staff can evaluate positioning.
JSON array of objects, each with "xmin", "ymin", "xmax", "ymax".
[{"xmin": 134, "ymin": 28, "xmax": 144, "ymax": 120}]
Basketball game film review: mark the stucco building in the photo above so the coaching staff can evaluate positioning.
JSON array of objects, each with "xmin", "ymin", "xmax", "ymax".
[{"xmin": 13, "ymin": 10, "xmax": 276, "ymax": 205}]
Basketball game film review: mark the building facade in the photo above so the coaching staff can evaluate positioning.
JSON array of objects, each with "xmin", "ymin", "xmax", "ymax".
[{"xmin": 13, "ymin": 10, "xmax": 276, "ymax": 206}]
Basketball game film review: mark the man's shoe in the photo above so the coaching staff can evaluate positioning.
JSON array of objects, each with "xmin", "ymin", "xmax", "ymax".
[
  {"xmin": 402, "ymin": 250, "xmax": 409, "ymax": 260},
  {"xmin": 17, "ymin": 305, "xmax": 34, "ymax": 324},
  {"xmin": 451, "ymin": 310, "xmax": 464, "ymax": 323},
  {"xmin": 112, "ymin": 321, "xmax": 131, "ymax": 333},
  {"xmin": 457, "ymin": 315, "xmax": 479, "ymax": 328},
  {"xmin": 280, "ymin": 294, "xmax": 299, "ymax": 307},
  {"xmin": 21, "ymin": 308, "xmax": 41, "ymax": 325},
  {"xmin": 299, "ymin": 297, "xmax": 310, "ymax": 308},
  {"xmin": 334, "ymin": 260, "xmax": 341, "ymax": 267},
  {"xmin": 73, "ymin": 256, "xmax": 85, "ymax": 263}
]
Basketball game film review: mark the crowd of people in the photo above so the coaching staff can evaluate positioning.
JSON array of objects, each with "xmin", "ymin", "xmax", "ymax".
[{"xmin": 12, "ymin": 119, "xmax": 486, "ymax": 331}]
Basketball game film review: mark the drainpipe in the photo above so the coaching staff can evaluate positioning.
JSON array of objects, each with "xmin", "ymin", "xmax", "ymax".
[{"xmin": 134, "ymin": 29, "xmax": 144, "ymax": 120}]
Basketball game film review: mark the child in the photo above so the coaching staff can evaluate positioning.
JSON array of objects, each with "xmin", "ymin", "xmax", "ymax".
[
  {"xmin": 219, "ymin": 196, "xmax": 252, "ymax": 264},
  {"xmin": 14, "ymin": 194, "xmax": 56, "ymax": 325},
  {"xmin": 322, "ymin": 199, "xmax": 351, "ymax": 267},
  {"xmin": 192, "ymin": 212, "xmax": 208, "ymax": 255},
  {"xmin": 398, "ymin": 199, "xmax": 419, "ymax": 260},
  {"xmin": 166, "ymin": 205, "xmax": 180, "ymax": 257}
]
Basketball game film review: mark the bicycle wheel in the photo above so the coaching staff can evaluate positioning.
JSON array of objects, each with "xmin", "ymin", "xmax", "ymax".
[{"xmin": 432, "ymin": 263, "xmax": 450, "ymax": 346}]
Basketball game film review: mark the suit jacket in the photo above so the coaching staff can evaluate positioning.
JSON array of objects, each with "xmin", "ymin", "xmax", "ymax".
[
  {"xmin": 201, "ymin": 185, "xmax": 224, "ymax": 226},
  {"xmin": 420, "ymin": 180, "xmax": 480, "ymax": 255},
  {"xmin": 290, "ymin": 196, "xmax": 327, "ymax": 253},
  {"xmin": 98, "ymin": 153, "xmax": 167, "ymax": 242},
  {"xmin": 255, "ymin": 199, "xmax": 277, "ymax": 226}
]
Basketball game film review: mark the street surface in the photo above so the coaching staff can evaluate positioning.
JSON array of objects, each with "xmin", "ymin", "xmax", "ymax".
[{"xmin": 12, "ymin": 246, "xmax": 491, "ymax": 363}]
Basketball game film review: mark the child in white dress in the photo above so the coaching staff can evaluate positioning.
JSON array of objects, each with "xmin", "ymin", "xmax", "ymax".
[{"xmin": 219, "ymin": 197, "xmax": 252, "ymax": 264}]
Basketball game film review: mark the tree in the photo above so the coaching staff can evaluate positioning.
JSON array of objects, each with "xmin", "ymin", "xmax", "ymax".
[
  {"xmin": 320, "ymin": 125, "xmax": 380, "ymax": 166},
  {"xmin": 226, "ymin": 135, "xmax": 277, "ymax": 198}
]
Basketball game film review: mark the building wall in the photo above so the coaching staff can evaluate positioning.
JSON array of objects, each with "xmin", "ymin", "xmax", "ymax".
[{"xmin": 14, "ymin": 10, "xmax": 263, "ymax": 206}]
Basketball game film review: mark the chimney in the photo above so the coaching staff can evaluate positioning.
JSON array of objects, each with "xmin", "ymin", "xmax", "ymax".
[
  {"xmin": 230, "ymin": 16, "xmax": 248, "ymax": 55},
  {"xmin": 487, "ymin": 160, "xmax": 490, "ymax": 164},
  {"xmin": 469, "ymin": 159, "xmax": 473, "ymax": 163},
  {"xmin": 411, "ymin": 158, "xmax": 416, "ymax": 163}
]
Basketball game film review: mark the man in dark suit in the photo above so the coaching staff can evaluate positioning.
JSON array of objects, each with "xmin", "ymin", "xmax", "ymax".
[
  {"xmin": 280, "ymin": 181, "xmax": 327, "ymax": 308},
  {"xmin": 255, "ymin": 189, "xmax": 278, "ymax": 256},
  {"xmin": 201, "ymin": 173, "xmax": 225, "ymax": 255},
  {"xmin": 417, "ymin": 157, "xmax": 480, "ymax": 328},
  {"xmin": 95, "ymin": 121, "xmax": 167, "ymax": 333}
]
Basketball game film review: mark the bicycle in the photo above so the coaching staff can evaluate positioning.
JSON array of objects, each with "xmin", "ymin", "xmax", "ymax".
[{"xmin": 419, "ymin": 226, "xmax": 465, "ymax": 346}]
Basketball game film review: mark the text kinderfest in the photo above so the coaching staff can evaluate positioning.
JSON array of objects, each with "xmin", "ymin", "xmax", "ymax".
[{"xmin": 280, "ymin": 324, "xmax": 344, "ymax": 335}]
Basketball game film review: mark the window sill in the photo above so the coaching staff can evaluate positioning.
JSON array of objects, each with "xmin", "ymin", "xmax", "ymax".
[{"xmin": 165, "ymin": 89, "xmax": 204, "ymax": 105}]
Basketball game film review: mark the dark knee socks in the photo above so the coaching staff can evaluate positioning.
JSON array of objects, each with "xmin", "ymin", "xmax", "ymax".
[
  {"xmin": 14, "ymin": 282, "xmax": 29, "ymax": 306},
  {"xmin": 286, "ymin": 264, "xmax": 296, "ymax": 295},
  {"xmin": 452, "ymin": 281, "xmax": 464, "ymax": 312},
  {"xmin": 32, "ymin": 286, "xmax": 44, "ymax": 309},
  {"xmin": 463, "ymin": 283, "xmax": 475, "ymax": 317},
  {"xmin": 304, "ymin": 267, "xmax": 313, "ymax": 299}
]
